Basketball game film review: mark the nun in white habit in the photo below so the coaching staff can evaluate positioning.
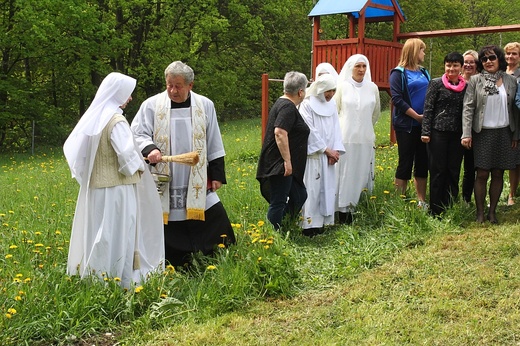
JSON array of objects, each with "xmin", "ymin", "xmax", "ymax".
[
  {"xmin": 63, "ymin": 72, "xmax": 164, "ymax": 288},
  {"xmin": 334, "ymin": 54, "xmax": 381, "ymax": 224},
  {"xmin": 299, "ymin": 73, "xmax": 345, "ymax": 236}
]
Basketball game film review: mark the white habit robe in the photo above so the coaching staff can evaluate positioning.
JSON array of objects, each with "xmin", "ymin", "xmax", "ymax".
[
  {"xmin": 335, "ymin": 55, "xmax": 381, "ymax": 212},
  {"xmin": 299, "ymin": 94, "xmax": 345, "ymax": 229},
  {"xmin": 66, "ymin": 118, "xmax": 165, "ymax": 289},
  {"xmin": 131, "ymin": 91, "xmax": 226, "ymax": 221}
]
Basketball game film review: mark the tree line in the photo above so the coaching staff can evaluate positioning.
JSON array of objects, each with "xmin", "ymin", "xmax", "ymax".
[{"xmin": 0, "ymin": 0, "xmax": 518, "ymax": 150}]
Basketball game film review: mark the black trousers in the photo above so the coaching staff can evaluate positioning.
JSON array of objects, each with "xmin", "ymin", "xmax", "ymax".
[
  {"xmin": 427, "ymin": 130, "xmax": 464, "ymax": 216},
  {"xmin": 461, "ymin": 147, "xmax": 475, "ymax": 203}
]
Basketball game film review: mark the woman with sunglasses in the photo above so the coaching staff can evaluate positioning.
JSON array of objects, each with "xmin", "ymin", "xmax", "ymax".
[{"xmin": 461, "ymin": 45, "xmax": 520, "ymax": 224}]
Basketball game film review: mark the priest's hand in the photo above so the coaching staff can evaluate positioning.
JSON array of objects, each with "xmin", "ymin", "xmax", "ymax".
[
  {"xmin": 209, "ymin": 180, "xmax": 222, "ymax": 192},
  {"xmin": 147, "ymin": 149, "xmax": 162, "ymax": 164}
]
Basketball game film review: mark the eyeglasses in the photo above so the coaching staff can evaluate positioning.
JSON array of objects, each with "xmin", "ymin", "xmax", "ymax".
[
  {"xmin": 464, "ymin": 61, "xmax": 476, "ymax": 65},
  {"xmin": 480, "ymin": 55, "xmax": 497, "ymax": 63}
]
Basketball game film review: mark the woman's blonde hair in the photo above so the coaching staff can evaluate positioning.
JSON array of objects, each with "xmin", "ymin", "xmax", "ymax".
[
  {"xmin": 504, "ymin": 42, "xmax": 520, "ymax": 53},
  {"xmin": 398, "ymin": 38, "xmax": 426, "ymax": 70}
]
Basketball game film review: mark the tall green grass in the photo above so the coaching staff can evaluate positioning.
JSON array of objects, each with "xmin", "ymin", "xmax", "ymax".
[{"xmin": 0, "ymin": 112, "xmax": 479, "ymax": 345}]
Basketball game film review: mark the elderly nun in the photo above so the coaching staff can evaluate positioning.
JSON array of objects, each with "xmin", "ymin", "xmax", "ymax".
[{"xmin": 299, "ymin": 73, "xmax": 345, "ymax": 236}]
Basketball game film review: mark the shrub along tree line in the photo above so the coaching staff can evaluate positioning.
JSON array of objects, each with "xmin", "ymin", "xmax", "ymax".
[{"xmin": 0, "ymin": 0, "xmax": 518, "ymax": 150}]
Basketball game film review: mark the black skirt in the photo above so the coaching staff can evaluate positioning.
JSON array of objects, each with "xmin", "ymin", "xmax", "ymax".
[
  {"xmin": 163, "ymin": 201, "xmax": 236, "ymax": 266},
  {"xmin": 473, "ymin": 127, "xmax": 516, "ymax": 170}
]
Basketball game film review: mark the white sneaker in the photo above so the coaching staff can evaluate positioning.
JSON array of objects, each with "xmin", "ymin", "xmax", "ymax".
[{"xmin": 418, "ymin": 201, "xmax": 429, "ymax": 211}]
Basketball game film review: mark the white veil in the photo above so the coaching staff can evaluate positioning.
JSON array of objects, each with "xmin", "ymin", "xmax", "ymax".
[
  {"xmin": 63, "ymin": 72, "xmax": 136, "ymax": 181},
  {"xmin": 305, "ymin": 73, "xmax": 337, "ymax": 116},
  {"xmin": 335, "ymin": 54, "xmax": 372, "ymax": 112}
]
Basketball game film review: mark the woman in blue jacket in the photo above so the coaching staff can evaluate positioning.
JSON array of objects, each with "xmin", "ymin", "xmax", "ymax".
[{"xmin": 390, "ymin": 38, "xmax": 431, "ymax": 208}]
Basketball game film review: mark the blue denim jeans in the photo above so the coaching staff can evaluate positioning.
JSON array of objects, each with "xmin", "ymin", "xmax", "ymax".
[{"xmin": 266, "ymin": 175, "xmax": 307, "ymax": 230}]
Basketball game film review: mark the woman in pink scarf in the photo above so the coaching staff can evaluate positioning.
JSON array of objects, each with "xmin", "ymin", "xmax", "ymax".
[{"xmin": 421, "ymin": 52, "xmax": 467, "ymax": 217}]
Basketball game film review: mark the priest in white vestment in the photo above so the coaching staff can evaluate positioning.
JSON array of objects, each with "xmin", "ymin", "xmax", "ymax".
[
  {"xmin": 334, "ymin": 54, "xmax": 381, "ymax": 224},
  {"xmin": 63, "ymin": 72, "xmax": 165, "ymax": 288},
  {"xmin": 131, "ymin": 61, "xmax": 235, "ymax": 267},
  {"xmin": 299, "ymin": 72, "xmax": 345, "ymax": 236}
]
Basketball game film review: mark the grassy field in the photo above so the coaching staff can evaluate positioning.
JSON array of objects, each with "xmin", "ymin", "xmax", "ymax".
[{"xmin": 1, "ymin": 112, "xmax": 520, "ymax": 345}]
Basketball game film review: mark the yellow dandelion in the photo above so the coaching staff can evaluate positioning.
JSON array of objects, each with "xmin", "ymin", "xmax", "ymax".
[
  {"xmin": 383, "ymin": 190, "xmax": 390, "ymax": 194},
  {"xmin": 206, "ymin": 265, "xmax": 217, "ymax": 271},
  {"xmin": 35, "ymin": 232, "xmax": 42, "ymax": 236},
  {"xmin": 217, "ymin": 243, "xmax": 225, "ymax": 249},
  {"xmin": 263, "ymin": 245, "xmax": 270, "ymax": 249},
  {"xmin": 7, "ymin": 308, "xmax": 16, "ymax": 315},
  {"xmin": 38, "ymin": 264, "xmax": 43, "ymax": 269},
  {"xmin": 220, "ymin": 234, "xmax": 227, "ymax": 238},
  {"xmin": 15, "ymin": 274, "xmax": 23, "ymax": 278},
  {"xmin": 257, "ymin": 220, "xmax": 265, "ymax": 227},
  {"xmin": 160, "ymin": 293, "xmax": 167, "ymax": 299},
  {"xmin": 5, "ymin": 313, "xmax": 12, "ymax": 319},
  {"xmin": 257, "ymin": 257, "xmax": 262, "ymax": 261},
  {"xmin": 8, "ymin": 210, "xmax": 14, "ymax": 214},
  {"xmin": 166, "ymin": 265, "xmax": 175, "ymax": 273},
  {"xmin": 5, "ymin": 254, "xmax": 13, "ymax": 259},
  {"xmin": 9, "ymin": 245, "xmax": 17, "ymax": 249},
  {"xmin": 34, "ymin": 243, "xmax": 44, "ymax": 247},
  {"xmin": 55, "ymin": 230, "xmax": 61, "ymax": 235},
  {"xmin": 114, "ymin": 277, "xmax": 121, "ymax": 282},
  {"xmin": 0, "ymin": 213, "xmax": 5, "ymax": 217},
  {"xmin": 134, "ymin": 286, "xmax": 144, "ymax": 293},
  {"xmin": 15, "ymin": 296, "xmax": 22, "ymax": 301},
  {"xmin": 33, "ymin": 196, "xmax": 39, "ymax": 200},
  {"xmin": 24, "ymin": 278, "xmax": 31, "ymax": 283},
  {"xmin": 370, "ymin": 196, "xmax": 377, "ymax": 200},
  {"xmin": 410, "ymin": 200, "xmax": 417, "ymax": 204}
]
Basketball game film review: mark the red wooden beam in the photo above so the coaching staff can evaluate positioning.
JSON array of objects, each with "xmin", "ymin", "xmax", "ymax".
[{"xmin": 397, "ymin": 24, "xmax": 520, "ymax": 40}]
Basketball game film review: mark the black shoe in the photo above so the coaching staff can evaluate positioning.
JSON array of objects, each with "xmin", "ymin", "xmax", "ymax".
[
  {"xmin": 302, "ymin": 227, "xmax": 323, "ymax": 237},
  {"xmin": 338, "ymin": 212, "xmax": 353, "ymax": 225}
]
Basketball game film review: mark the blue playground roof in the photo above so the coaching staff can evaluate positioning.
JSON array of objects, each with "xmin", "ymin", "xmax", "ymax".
[{"xmin": 308, "ymin": 0, "xmax": 405, "ymax": 20}]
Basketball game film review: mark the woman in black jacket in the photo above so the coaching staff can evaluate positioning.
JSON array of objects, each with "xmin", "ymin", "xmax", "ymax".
[{"xmin": 421, "ymin": 52, "xmax": 466, "ymax": 216}]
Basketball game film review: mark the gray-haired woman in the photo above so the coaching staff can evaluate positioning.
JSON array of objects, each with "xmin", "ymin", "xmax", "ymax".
[{"xmin": 257, "ymin": 71, "xmax": 310, "ymax": 230}]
